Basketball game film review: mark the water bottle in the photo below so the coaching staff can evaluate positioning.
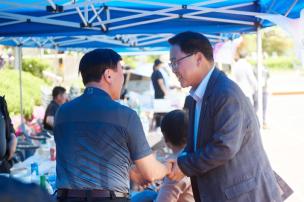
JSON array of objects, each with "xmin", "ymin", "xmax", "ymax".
[
  {"xmin": 50, "ymin": 147, "xmax": 56, "ymax": 161},
  {"xmin": 31, "ymin": 162, "xmax": 40, "ymax": 184},
  {"xmin": 40, "ymin": 175, "xmax": 46, "ymax": 188},
  {"xmin": 31, "ymin": 162, "xmax": 39, "ymax": 175},
  {"xmin": 40, "ymin": 175, "xmax": 54, "ymax": 194}
]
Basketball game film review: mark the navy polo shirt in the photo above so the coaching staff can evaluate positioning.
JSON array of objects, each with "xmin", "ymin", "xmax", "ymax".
[
  {"xmin": 151, "ymin": 70, "xmax": 165, "ymax": 99},
  {"xmin": 43, "ymin": 100, "xmax": 59, "ymax": 131},
  {"xmin": 54, "ymin": 87, "xmax": 152, "ymax": 193}
]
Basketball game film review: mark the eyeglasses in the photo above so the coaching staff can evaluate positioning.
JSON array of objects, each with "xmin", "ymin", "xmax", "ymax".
[{"xmin": 169, "ymin": 53, "xmax": 194, "ymax": 70}]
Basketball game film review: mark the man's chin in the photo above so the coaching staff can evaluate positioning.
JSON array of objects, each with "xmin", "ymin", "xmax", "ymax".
[{"xmin": 180, "ymin": 82, "xmax": 188, "ymax": 88}]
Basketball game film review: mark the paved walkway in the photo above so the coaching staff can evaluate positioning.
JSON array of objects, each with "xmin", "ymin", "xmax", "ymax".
[
  {"xmin": 261, "ymin": 71, "xmax": 304, "ymax": 202},
  {"xmin": 269, "ymin": 70, "xmax": 304, "ymax": 95}
]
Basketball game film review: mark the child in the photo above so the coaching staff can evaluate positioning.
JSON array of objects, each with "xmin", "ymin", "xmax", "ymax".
[{"xmin": 131, "ymin": 110, "xmax": 194, "ymax": 202}]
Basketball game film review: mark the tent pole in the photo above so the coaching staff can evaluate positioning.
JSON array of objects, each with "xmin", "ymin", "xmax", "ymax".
[
  {"xmin": 15, "ymin": 46, "xmax": 24, "ymax": 130},
  {"xmin": 256, "ymin": 25, "xmax": 263, "ymax": 126},
  {"xmin": 40, "ymin": 48, "xmax": 43, "ymax": 59}
]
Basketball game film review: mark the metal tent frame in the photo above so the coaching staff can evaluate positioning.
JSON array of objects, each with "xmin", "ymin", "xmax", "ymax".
[
  {"xmin": 0, "ymin": 1, "xmax": 258, "ymax": 35},
  {"xmin": 0, "ymin": 33, "xmax": 225, "ymax": 49}
]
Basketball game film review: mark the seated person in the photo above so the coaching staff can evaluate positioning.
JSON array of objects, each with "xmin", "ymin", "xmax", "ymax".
[
  {"xmin": 131, "ymin": 109, "xmax": 194, "ymax": 202},
  {"xmin": 0, "ymin": 176, "xmax": 53, "ymax": 202},
  {"xmin": 43, "ymin": 86, "xmax": 67, "ymax": 132},
  {"xmin": 0, "ymin": 96, "xmax": 17, "ymax": 173}
]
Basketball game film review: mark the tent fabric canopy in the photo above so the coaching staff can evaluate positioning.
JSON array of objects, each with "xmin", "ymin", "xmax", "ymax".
[
  {"xmin": 0, "ymin": 0, "xmax": 303, "ymax": 125},
  {"xmin": 0, "ymin": 33, "xmax": 228, "ymax": 50},
  {"xmin": 0, "ymin": 0, "xmax": 303, "ymax": 50}
]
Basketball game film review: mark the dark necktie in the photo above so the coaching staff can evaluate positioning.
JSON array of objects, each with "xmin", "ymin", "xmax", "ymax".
[{"xmin": 184, "ymin": 96, "xmax": 201, "ymax": 202}]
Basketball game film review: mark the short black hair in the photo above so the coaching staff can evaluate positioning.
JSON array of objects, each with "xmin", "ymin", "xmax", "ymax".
[
  {"xmin": 153, "ymin": 59, "xmax": 162, "ymax": 70},
  {"xmin": 161, "ymin": 110, "xmax": 188, "ymax": 147},
  {"xmin": 79, "ymin": 49, "xmax": 122, "ymax": 85},
  {"xmin": 168, "ymin": 31, "xmax": 214, "ymax": 62},
  {"xmin": 52, "ymin": 86, "xmax": 66, "ymax": 99}
]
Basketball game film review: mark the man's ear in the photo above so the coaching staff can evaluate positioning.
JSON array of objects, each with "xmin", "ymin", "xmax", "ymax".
[
  {"xmin": 196, "ymin": 52, "xmax": 206, "ymax": 67},
  {"xmin": 103, "ymin": 69, "xmax": 112, "ymax": 83},
  {"xmin": 196, "ymin": 52, "xmax": 202, "ymax": 67}
]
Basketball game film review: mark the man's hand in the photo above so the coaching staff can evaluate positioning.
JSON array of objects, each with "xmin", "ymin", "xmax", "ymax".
[
  {"xmin": 129, "ymin": 166, "xmax": 152, "ymax": 188},
  {"xmin": 165, "ymin": 160, "xmax": 173, "ymax": 175},
  {"xmin": 167, "ymin": 159, "xmax": 185, "ymax": 181},
  {"xmin": 134, "ymin": 153, "xmax": 170, "ymax": 182}
]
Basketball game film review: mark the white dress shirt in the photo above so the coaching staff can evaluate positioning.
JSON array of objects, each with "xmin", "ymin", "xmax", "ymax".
[{"xmin": 189, "ymin": 66, "xmax": 215, "ymax": 151}]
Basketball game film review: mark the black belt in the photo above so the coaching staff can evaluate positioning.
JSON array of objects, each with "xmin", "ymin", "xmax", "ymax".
[{"xmin": 57, "ymin": 189, "xmax": 129, "ymax": 199}]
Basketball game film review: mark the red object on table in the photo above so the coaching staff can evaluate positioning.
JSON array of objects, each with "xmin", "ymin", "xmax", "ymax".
[{"xmin": 50, "ymin": 148, "xmax": 56, "ymax": 161}]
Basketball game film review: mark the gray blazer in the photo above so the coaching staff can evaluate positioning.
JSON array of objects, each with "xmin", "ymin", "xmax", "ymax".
[{"xmin": 178, "ymin": 68, "xmax": 282, "ymax": 202}]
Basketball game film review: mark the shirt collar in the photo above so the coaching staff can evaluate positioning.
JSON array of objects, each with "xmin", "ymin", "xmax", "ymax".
[
  {"xmin": 51, "ymin": 100, "xmax": 59, "ymax": 106},
  {"xmin": 190, "ymin": 66, "xmax": 215, "ymax": 102},
  {"xmin": 84, "ymin": 86, "xmax": 111, "ymax": 98}
]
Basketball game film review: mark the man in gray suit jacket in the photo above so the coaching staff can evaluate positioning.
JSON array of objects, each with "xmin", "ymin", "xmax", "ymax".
[{"xmin": 167, "ymin": 31, "xmax": 282, "ymax": 202}]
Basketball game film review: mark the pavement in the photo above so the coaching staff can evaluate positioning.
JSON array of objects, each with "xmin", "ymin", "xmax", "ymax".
[{"xmin": 261, "ymin": 70, "xmax": 304, "ymax": 202}]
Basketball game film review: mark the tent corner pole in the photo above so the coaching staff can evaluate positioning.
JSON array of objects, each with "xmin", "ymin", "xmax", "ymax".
[
  {"xmin": 14, "ymin": 46, "xmax": 24, "ymax": 131},
  {"xmin": 256, "ymin": 25, "xmax": 263, "ymax": 128}
]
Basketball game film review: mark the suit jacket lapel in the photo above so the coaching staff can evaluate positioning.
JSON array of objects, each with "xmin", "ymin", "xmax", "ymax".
[
  {"xmin": 187, "ymin": 96, "xmax": 196, "ymax": 152},
  {"xmin": 196, "ymin": 68, "xmax": 222, "ymax": 149}
]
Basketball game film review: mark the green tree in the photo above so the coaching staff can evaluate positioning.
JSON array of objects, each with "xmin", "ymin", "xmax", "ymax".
[
  {"xmin": 22, "ymin": 58, "xmax": 50, "ymax": 78},
  {"xmin": 122, "ymin": 56, "xmax": 137, "ymax": 69},
  {"xmin": 262, "ymin": 27, "xmax": 293, "ymax": 56},
  {"xmin": 239, "ymin": 27, "xmax": 293, "ymax": 56},
  {"xmin": 0, "ymin": 68, "xmax": 48, "ymax": 119},
  {"xmin": 122, "ymin": 55, "xmax": 161, "ymax": 69},
  {"xmin": 146, "ymin": 55, "xmax": 160, "ymax": 64}
]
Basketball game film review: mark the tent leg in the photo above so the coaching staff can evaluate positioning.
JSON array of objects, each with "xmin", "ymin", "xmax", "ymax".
[
  {"xmin": 14, "ymin": 46, "xmax": 24, "ymax": 130},
  {"xmin": 40, "ymin": 48, "xmax": 43, "ymax": 59},
  {"xmin": 256, "ymin": 26, "xmax": 263, "ymax": 127}
]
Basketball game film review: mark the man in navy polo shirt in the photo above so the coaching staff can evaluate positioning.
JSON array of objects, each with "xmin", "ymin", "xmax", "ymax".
[
  {"xmin": 43, "ymin": 86, "xmax": 67, "ymax": 132},
  {"xmin": 54, "ymin": 49, "xmax": 170, "ymax": 202}
]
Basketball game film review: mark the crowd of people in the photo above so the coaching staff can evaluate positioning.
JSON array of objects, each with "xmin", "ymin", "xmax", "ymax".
[{"xmin": 0, "ymin": 31, "xmax": 289, "ymax": 202}]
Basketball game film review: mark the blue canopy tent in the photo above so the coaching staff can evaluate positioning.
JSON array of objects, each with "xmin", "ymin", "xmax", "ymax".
[
  {"xmin": 0, "ymin": 33, "xmax": 227, "ymax": 51},
  {"xmin": 0, "ymin": 0, "xmax": 303, "ymax": 37},
  {"xmin": 0, "ymin": 0, "xmax": 303, "ymax": 124},
  {"xmin": 0, "ymin": 0, "xmax": 303, "ymax": 51}
]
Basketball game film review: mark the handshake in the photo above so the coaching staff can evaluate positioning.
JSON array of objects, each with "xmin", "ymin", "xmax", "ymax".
[
  {"xmin": 130, "ymin": 157, "xmax": 185, "ymax": 188},
  {"xmin": 166, "ymin": 159, "xmax": 185, "ymax": 181}
]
